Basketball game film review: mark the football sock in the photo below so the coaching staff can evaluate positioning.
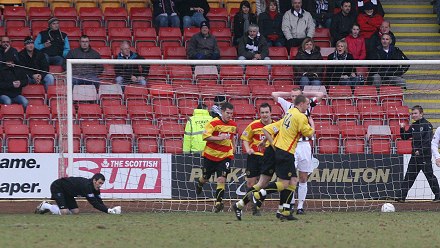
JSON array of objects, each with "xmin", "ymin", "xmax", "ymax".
[
  {"xmin": 215, "ymin": 183, "xmax": 225, "ymax": 203},
  {"xmin": 49, "ymin": 205, "xmax": 61, "ymax": 215},
  {"xmin": 242, "ymin": 185, "xmax": 260, "ymax": 206},
  {"xmin": 297, "ymin": 182, "xmax": 307, "ymax": 209}
]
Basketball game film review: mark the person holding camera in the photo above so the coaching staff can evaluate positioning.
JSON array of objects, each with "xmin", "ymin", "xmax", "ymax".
[{"xmin": 294, "ymin": 38, "xmax": 323, "ymax": 87}]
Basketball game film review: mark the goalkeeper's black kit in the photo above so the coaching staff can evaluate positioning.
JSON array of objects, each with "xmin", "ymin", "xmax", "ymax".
[
  {"xmin": 400, "ymin": 118, "xmax": 440, "ymax": 200},
  {"xmin": 50, "ymin": 177, "xmax": 109, "ymax": 212}
]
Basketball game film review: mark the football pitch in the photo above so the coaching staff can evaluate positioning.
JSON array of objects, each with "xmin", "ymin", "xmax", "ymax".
[{"xmin": 2, "ymin": 211, "xmax": 440, "ymax": 248}]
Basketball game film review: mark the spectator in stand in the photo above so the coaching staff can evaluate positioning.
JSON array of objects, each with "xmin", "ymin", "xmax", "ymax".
[
  {"xmin": 367, "ymin": 20, "xmax": 396, "ymax": 55},
  {"xmin": 330, "ymin": 0, "xmax": 357, "ymax": 46},
  {"xmin": 258, "ymin": 0, "xmax": 286, "ymax": 47},
  {"xmin": 18, "ymin": 36, "xmax": 55, "ymax": 91},
  {"xmin": 187, "ymin": 21, "xmax": 220, "ymax": 60},
  {"xmin": 115, "ymin": 41, "xmax": 148, "ymax": 87},
  {"xmin": 210, "ymin": 95, "xmax": 226, "ymax": 118},
  {"xmin": 0, "ymin": 51, "xmax": 28, "ymax": 110},
  {"xmin": 303, "ymin": 0, "xmax": 335, "ymax": 28},
  {"xmin": 34, "ymin": 17, "xmax": 70, "ymax": 66},
  {"xmin": 152, "ymin": 0, "xmax": 180, "ymax": 28},
  {"xmin": 183, "ymin": 103, "xmax": 212, "ymax": 153},
  {"xmin": 368, "ymin": 33, "xmax": 409, "ymax": 87},
  {"xmin": 327, "ymin": 39, "xmax": 363, "ymax": 85},
  {"xmin": 175, "ymin": 0, "xmax": 209, "ymax": 28},
  {"xmin": 237, "ymin": 24, "xmax": 271, "ymax": 66},
  {"xmin": 295, "ymin": 38, "xmax": 323, "ymax": 87},
  {"xmin": 256, "ymin": 0, "xmax": 280, "ymax": 15},
  {"xmin": 357, "ymin": 2, "xmax": 383, "ymax": 40},
  {"xmin": 345, "ymin": 23, "xmax": 366, "ymax": 60},
  {"xmin": 282, "ymin": 0, "xmax": 315, "ymax": 52},
  {"xmin": 357, "ymin": 0, "xmax": 384, "ymax": 16},
  {"xmin": 66, "ymin": 35, "xmax": 103, "ymax": 87},
  {"xmin": 0, "ymin": 36, "xmax": 19, "ymax": 69},
  {"xmin": 233, "ymin": 1, "xmax": 257, "ymax": 45}
]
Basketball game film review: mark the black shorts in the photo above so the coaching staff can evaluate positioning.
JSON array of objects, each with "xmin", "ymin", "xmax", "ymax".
[
  {"xmin": 260, "ymin": 146, "xmax": 276, "ymax": 177},
  {"xmin": 50, "ymin": 181, "xmax": 78, "ymax": 210},
  {"xmin": 275, "ymin": 148, "xmax": 296, "ymax": 180},
  {"xmin": 246, "ymin": 154, "xmax": 264, "ymax": 178},
  {"xmin": 202, "ymin": 157, "xmax": 232, "ymax": 180}
]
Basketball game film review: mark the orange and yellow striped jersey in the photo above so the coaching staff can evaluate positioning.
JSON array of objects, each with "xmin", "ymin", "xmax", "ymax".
[
  {"xmin": 263, "ymin": 119, "xmax": 282, "ymax": 139},
  {"xmin": 202, "ymin": 117, "xmax": 237, "ymax": 161},
  {"xmin": 241, "ymin": 119, "xmax": 275, "ymax": 156},
  {"xmin": 274, "ymin": 107, "xmax": 314, "ymax": 155}
]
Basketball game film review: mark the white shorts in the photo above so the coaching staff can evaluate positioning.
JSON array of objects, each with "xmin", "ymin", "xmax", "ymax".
[{"xmin": 294, "ymin": 141, "xmax": 315, "ymax": 173}]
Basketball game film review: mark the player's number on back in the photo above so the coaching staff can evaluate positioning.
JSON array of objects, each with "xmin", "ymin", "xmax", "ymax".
[{"xmin": 283, "ymin": 113, "xmax": 292, "ymax": 129}]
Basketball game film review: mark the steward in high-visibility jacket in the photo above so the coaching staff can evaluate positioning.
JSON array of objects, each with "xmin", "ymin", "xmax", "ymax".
[{"xmin": 183, "ymin": 106, "xmax": 213, "ymax": 153}]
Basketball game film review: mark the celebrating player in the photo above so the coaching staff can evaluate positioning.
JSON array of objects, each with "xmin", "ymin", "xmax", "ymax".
[
  {"xmin": 232, "ymin": 103, "xmax": 274, "ymax": 218},
  {"xmin": 34, "ymin": 173, "xmax": 121, "ymax": 215},
  {"xmin": 253, "ymin": 95, "xmax": 314, "ymax": 220},
  {"xmin": 196, "ymin": 102, "xmax": 237, "ymax": 213},
  {"xmin": 272, "ymin": 88, "xmax": 324, "ymax": 214}
]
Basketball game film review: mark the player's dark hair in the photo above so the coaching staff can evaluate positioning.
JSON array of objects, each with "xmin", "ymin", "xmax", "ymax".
[
  {"xmin": 259, "ymin": 102, "xmax": 272, "ymax": 112},
  {"xmin": 412, "ymin": 105, "xmax": 423, "ymax": 113},
  {"xmin": 221, "ymin": 102, "xmax": 234, "ymax": 111},
  {"xmin": 92, "ymin": 173, "xmax": 106, "ymax": 182},
  {"xmin": 294, "ymin": 94, "xmax": 307, "ymax": 106}
]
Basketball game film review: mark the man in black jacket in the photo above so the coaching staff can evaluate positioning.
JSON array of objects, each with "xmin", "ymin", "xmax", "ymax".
[
  {"xmin": 398, "ymin": 105, "xmax": 440, "ymax": 202},
  {"xmin": 0, "ymin": 51, "xmax": 28, "ymax": 110},
  {"xmin": 34, "ymin": 17, "xmax": 70, "ymax": 66},
  {"xmin": 19, "ymin": 36, "xmax": 55, "ymax": 91},
  {"xmin": 35, "ymin": 173, "xmax": 122, "ymax": 215},
  {"xmin": 330, "ymin": 0, "xmax": 357, "ymax": 46},
  {"xmin": 115, "ymin": 41, "xmax": 148, "ymax": 87}
]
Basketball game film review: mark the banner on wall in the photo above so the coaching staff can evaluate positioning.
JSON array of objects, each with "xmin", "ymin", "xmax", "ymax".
[
  {"xmin": 0, "ymin": 154, "xmax": 58, "ymax": 198},
  {"xmin": 65, "ymin": 154, "xmax": 172, "ymax": 199}
]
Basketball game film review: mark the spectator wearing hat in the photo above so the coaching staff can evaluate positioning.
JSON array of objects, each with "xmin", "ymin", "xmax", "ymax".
[
  {"xmin": 175, "ymin": 0, "xmax": 210, "ymax": 28},
  {"xmin": 233, "ymin": 0, "xmax": 257, "ymax": 45},
  {"xmin": 152, "ymin": 0, "xmax": 180, "ymax": 28},
  {"xmin": 0, "ymin": 48, "xmax": 29, "ymax": 110},
  {"xmin": 357, "ymin": 1, "xmax": 383, "ymax": 39},
  {"xmin": 0, "ymin": 36, "xmax": 19, "ymax": 69},
  {"xmin": 187, "ymin": 21, "xmax": 220, "ymax": 60},
  {"xmin": 34, "ymin": 17, "xmax": 70, "ymax": 66},
  {"xmin": 18, "ymin": 36, "xmax": 55, "ymax": 91},
  {"xmin": 237, "ymin": 24, "xmax": 270, "ymax": 62},
  {"xmin": 210, "ymin": 95, "xmax": 226, "ymax": 118},
  {"xmin": 66, "ymin": 35, "xmax": 103, "ymax": 87},
  {"xmin": 357, "ymin": 0, "xmax": 384, "ymax": 16}
]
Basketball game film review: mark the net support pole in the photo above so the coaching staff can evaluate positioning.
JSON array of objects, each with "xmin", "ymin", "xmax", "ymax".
[{"xmin": 66, "ymin": 60, "xmax": 74, "ymax": 175}]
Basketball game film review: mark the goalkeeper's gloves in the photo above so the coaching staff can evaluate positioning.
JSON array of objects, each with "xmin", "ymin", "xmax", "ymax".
[{"xmin": 107, "ymin": 206, "xmax": 122, "ymax": 214}]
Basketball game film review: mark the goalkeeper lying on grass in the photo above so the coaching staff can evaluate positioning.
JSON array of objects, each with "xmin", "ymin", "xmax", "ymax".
[{"xmin": 35, "ymin": 173, "xmax": 121, "ymax": 215}]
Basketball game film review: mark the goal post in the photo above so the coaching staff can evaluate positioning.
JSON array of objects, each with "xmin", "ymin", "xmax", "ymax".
[{"xmin": 60, "ymin": 58, "xmax": 440, "ymax": 212}]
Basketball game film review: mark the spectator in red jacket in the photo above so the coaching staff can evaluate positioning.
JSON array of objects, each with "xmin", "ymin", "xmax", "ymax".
[
  {"xmin": 357, "ymin": 0, "xmax": 384, "ymax": 16},
  {"xmin": 357, "ymin": 2, "xmax": 383, "ymax": 39},
  {"xmin": 345, "ymin": 23, "xmax": 366, "ymax": 60}
]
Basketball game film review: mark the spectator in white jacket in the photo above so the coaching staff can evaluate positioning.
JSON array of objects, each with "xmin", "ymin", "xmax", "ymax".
[{"xmin": 282, "ymin": 0, "xmax": 315, "ymax": 52}]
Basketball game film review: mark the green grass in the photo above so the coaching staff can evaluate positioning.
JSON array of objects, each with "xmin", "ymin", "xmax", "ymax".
[{"xmin": 2, "ymin": 212, "xmax": 440, "ymax": 247}]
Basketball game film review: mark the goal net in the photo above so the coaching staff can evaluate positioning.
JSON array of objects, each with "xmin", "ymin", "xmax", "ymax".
[{"xmin": 57, "ymin": 58, "xmax": 440, "ymax": 212}]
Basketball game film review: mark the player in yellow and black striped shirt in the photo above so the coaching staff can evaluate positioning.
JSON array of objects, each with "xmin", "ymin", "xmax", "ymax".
[
  {"xmin": 196, "ymin": 102, "xmax": 237, "ymax": 213},
  {"xmin": 253, "ymin": 95, "xmax": 314, "ymax": 221}
]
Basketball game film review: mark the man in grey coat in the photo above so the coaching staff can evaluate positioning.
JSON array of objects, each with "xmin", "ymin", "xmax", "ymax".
[{"xmin": 187, "ymin": 21, "xmax": 220, "ymax": 60}]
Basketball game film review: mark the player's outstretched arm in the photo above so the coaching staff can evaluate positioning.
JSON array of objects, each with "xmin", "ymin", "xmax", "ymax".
[
  {"xmin": 303, "ymin": 91, "xmax": 325, "ymax": 103},
  {"xmin": 271, "ymin": 91, "xmax": 291, "ymax": 101}
]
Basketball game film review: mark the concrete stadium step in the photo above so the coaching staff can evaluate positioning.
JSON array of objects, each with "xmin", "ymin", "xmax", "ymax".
[
  {"xmin": 383, "ymin": 5, "xmax": 433, "ymax": 14},
  {"xmin": 394, "ymin": 32, "xmax": 440, "ymax": 38},
  {"xmin": 405, "ymin": 51, "xmax": 440, "ymax": 59},
  {"xmin": 405, "ymin": 83, "xmax": 440, "ymax": 91},
  {"xmin": 393, "ymin": 24, "xmax": 439, "ymax": 33},
  {"xmin": 385, "ymin": 13, "xmax": 437, "ymax": 23},
  {"xmin": 397, "ymin": 42, "xmax": 440, "ymax": 51},
  {"xmin": 406, "ymin": 64, "xmax": 440, "ymax": 70},
  {"xmin": 383, "ymin": 0, "xmax": 431, "ymax": 5}
]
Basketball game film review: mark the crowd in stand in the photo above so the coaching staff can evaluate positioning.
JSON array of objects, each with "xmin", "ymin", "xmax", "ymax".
[{"xmin": 0, "ymin": 0, "xmax": 412, "ymax": 110}]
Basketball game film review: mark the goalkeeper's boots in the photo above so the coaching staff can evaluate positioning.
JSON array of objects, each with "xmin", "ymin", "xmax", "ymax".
[
  {"xmin": 195, "ymin": 182, "xmax": 203, "ymax": 195},
  {"xmin": 296, "ymin": 208, "xmax": 305, "ymax": 215},
  {"xmin": 232, "ymin": 203, "xmax": 242, "ymax": 221},
  {"xmin": 279, "ymin": 211, "xmax": 298, "ymax": 221},
  {"xmin": 251, "ymin": 204, "xmax": 261, "ymax": 216},
  {"xmin": 34, "ymin": 201, "xmax": 50, "ymax": 214},
  {"xmin": 214, "ymin": 201, "xmax": 224, "ymax": 213}
]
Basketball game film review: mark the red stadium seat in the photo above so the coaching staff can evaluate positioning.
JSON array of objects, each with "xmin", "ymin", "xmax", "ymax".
[
  {"xmin": 314, "ymin": 28, "xmax": 331, "ymax": 47},
  {"xmin": 333, "ymin": 105, "xmax": 359, "ymax": 123},
  {"xmin": 340, "ymin": 124, "xmax": 365, "ymax": 154},
  {"xmin": 5, "ymin": 124, "xmax": 29, "ymax": 153},
  {"xmin": 354, "ymin": 85, "xmax": 378, "ymax": 105},
  {"xmin": 154, "ymin": 105, "xmax": 181, "ymax": 122},
  {"xmin": 7, "ymin": 27, "xmax": 31, "ymax": 41},
  {"xmin": 370, "ymin": 138, "xmax": 391, "ymax": 154},
  {"xmin": 104, "ymin": 7, "xmax": 128, "ymax": 28},
  {"xmin": 163, "ymin": 139, "xmax": 183, "ymax": 153},
  {"xmin": 178, "ymin": 98, "xmax": 199, "ymax": 117},
  {"xmin": 168, "ymin": 65, "xmax": 193, "ymax": 85},
  {"xmin": 220, "ymin": 46, "xmax": 237, "ymax": 60},
  {"xmin": 4, "ymin": 6, "xmax": 27, "ymax": 28},
  {"xmin": 82, "ymin": 124, "xmax": 107, "ymax": 153},
  {"xmin": 206, "ymin": 8, "xmax": 228, "ymax": 27},
  {"xmin": 22, "ymin": 85, "xmax": 46, "ymax": 105},
  {"xmin": 137, "ymin": 45, "xmax": 162, "ymax": 59},
  {"xmin": 245, "ymin": 65, "xmax": 269, "ymax": 85},
  {"xmin": 133, "ymin": 27, "xmax": 157, "ymax": 47},
  {"xmin": 26, "ymin": 104, "xmax": 51, "ymax": 126},
  {"xmin": 233, "ymin": 103, "xmax": 256, "ymax": 120},
  {"xmin": 84, "ymin": 27, "xmax": 108, "ymax": 47},
  {"xmin": 183, "ymin": 27, "xmax": 200, "ymax": 46},
  {"xmin": 396, "ymin": 139, "xmax": 412, "ymax": 154},
  {"xmin": 129, "ymin": 7, "xmax": 152, "ymax": 28},
  {"xmin": 56, "ymin": 124, "xmax": 81, "ymax": 153},
  {"xmin": 345, "ymin": 139, "xmax": 365, "ymax": 154},
  {"xmin": 194, "ymin": 65, "xmax": 219, "ymax": 83},
  {"xmin": 315, "ymin": 124, "xmax": 340, "ymax": 154},
  {"xmin": 79, "ymin": 7, "xmax": 103, "ymax": 28},
  {"xmin": 147, "ymin": 65, "xmax": 168, "ymax": 83},
  {"xmin": 128, "ymin": 104, "xmax": 154, "ymax": 122},
  {"xmin": 103, "ymin": 104, "xmax": 127, "ymax": 125},
  {"xmin": 77, "ymin": 103, "xmax": 102, "ymax": 125},
  {"xmin": 312, "ymin": 105, "xmax": 334, "ymax": 122},
  {"xmin": 108, "ymin": 124, "xmax": 133, "ymax": 153},
  {"xmin": 158, "ymin": 27, "xmax": 182, "ymax": 48},
  {"xmin": 163, "ymin": 46, "xmax": 187, "ymax": 60},
  {"xmin": 211, "ymin": 27, "xmax": 232, "ymax": 47},
  {"xmin": 328, "ymin": 85, "xmax": 353, "ymax": 106},
  {"xmin": 30, "ymin": 124, "xmax": 56, "ymax": 153},
  {"xmin": 62, "ymin": 26, "xmax": 82, "ymax": 41},
  {"xmin": 53, "ymin": 7, "xmax": 78, "ymax": 27},
  {"xmin": 108, "ymin": 27, "xmax": 132, "ymax": 46},
  {"xmin": 379, "ymin": 85, "xmax": 404, "ymax": 105},
  {"xmin": 1, "ymin": 104, "xmax": 25, "ymax": 125},
  {"xmin": 94, "ymin": 46, "xmax": 112, "ymax": 59},
  {"xmin": 160, "ymin": 123, "xmax": 185, "ymax": 138},
  {"xmin": 124, "ymin": 85, "xmax": 149, "ymax": 106},
  {"xmin": 220, "ymin": 65, "xmax": 244, "ymax": 84},
  {"xmin": 133, "ymin": 123, "xmax": 159, "ymax": 152},
  {"xmin": 28, "ymin": 7, "xmax": 52, "ymax": 28},
  {"xmin": 269, "ymin": 47, "xmax": 288, "ymax": 60},
  {"xmin": 289, "ymin": 47, "xmax": 299, "ymax": 59}
]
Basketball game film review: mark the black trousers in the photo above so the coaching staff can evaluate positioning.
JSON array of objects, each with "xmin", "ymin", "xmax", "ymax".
[{"xmin": 401, "ymin": 155, "xmax": 440, "ymax": 199}]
